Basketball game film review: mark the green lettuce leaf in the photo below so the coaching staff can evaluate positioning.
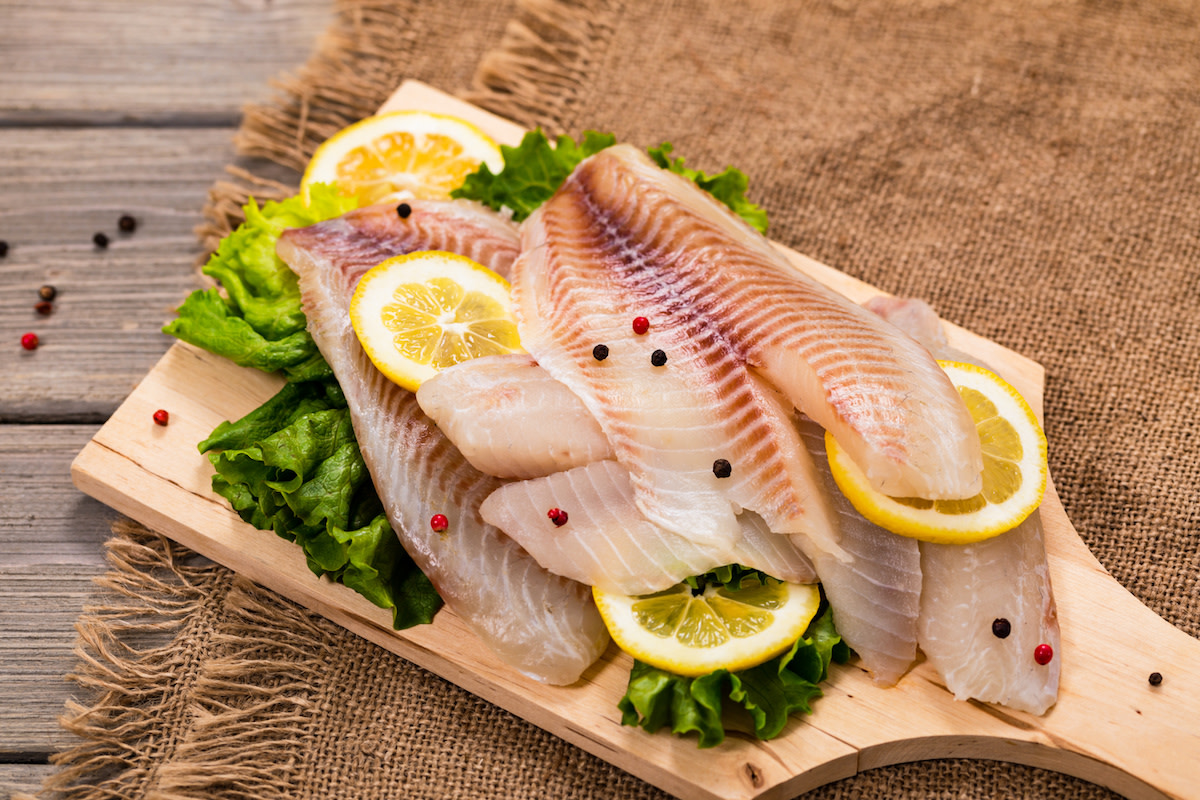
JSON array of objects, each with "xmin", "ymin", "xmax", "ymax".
[
  {"xmin": 163, "ymin": 184, "xmax": 357, "ymax": 381},
  {"xmin": 167, "ymin": 189, "xmax": 441, "ymax": 630},
  {"xmin": 617, "ymin": 596, "xmax": 847, "ymax": 748},
  {"xmin": 451, "ymin": 131, "xmax": 768, "ymax": 232},
  {"xmin": 451, "ymin": 129, "xmax": 617, "ymax": 221},
  {"xmin": 202, "ymin": 379, "xmax": 441, "ymax": 629},
  {"xmin": 648, "ymin": 143, "xmax": 769, "ymax": 234}
]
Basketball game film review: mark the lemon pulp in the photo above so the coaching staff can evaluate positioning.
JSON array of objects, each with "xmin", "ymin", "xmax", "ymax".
[{"xmin": 826, "ymin": 360, "xmax": 1047, "ymax": 544}]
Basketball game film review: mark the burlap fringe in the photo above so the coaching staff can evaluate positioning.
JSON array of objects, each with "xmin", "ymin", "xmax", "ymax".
[
  {"xmin": 234, "ymin": 0, "xmax": 424, "ymax": 173},
  {"xmin": 32, "ymin": 521, "xmax": 339, "ymax": 800},
  {"xmin": 30, "ymin": 521, "xmax": 225, "ymax": 800},
  {"xmin": 465, "ymin": 0, "xmax": 621, "ymax": 134}
]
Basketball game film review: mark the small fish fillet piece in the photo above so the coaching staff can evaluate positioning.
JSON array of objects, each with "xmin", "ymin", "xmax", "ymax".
[
  {"xmin": 794, "ymin": 416, "xmax": 922, "ymax": 685},
  {"xmin": 276, "ymin": 199, "xmax": 609, "ymax": 685},
  {"xmin": 416, "ymin": 353, "xmax": 613, "ymax": 479},
  {"xmin": 518, "ymin": 144, "xmax": 981, "ymax": 504},
  {"xmin": 514, "ymin": 148, "xmax": 840, "ymax": 551},
  {"xmin": 867, "ymin": 295, "xmax": 1060, "ymax": 714},
  {"xmin": 479, "ymin": 460, "xmax": 817, "ymax": 595}
]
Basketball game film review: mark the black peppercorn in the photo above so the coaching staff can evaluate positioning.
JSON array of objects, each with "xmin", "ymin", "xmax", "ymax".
[
  {"xmin": 1149, "ymin": 672, "xmax": 1163, "ymax": 686},
  {"xmin": 712, "ymin": 459, "xmax": 732, "ymax": 479},
  {"xmin": 38, "ymin": 285, "xmax": 57, "ymax": 302},
  {"xmin": 93, "ymin": 232, "xmax": 109, "ymax": 249},
  {"xmin": 592, "ymin": 344, "xmax": 609, "ymax": 361},
  {"xmin": 991, "ymin": 618, "xmax": 1012, "ymax": 639},
  {"xmin": 118, "ymin": 214, "xmax": 137, "ymax": 233},
  {"xmin": 35, "ymin": 301, "xmax": 53, "ymax": 316},
  {"xmin": 0, "ymin": 240, "xmax": 8, "ymax": 257},
  {"xmin": 397, "ymin": 203, "xmax": 412, "ymax": 219},
  {"xmin": 650, "ymin": 349, "xmax": 668, "ymax": 367}
]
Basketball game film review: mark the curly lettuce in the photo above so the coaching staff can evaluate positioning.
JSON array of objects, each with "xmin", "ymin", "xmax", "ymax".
[
  {"xmin": 451, "ymin": 130, "xmax": 768, "ymax": 232},
  {"xmin": 617, "ymin": 575, "xmax": 848, "ymax": 748},
  {"xmin": 164, "ymin": 187, "xmax": 441, "ymax": 629}
]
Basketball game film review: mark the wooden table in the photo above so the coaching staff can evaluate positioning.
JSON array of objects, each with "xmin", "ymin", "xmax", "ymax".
[{"xmin": 0, "ymin": 2, "xmax": 335, "ymax": 793}]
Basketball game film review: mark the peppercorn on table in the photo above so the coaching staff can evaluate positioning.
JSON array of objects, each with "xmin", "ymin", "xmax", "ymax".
[{"xmin": 5, "ymin": 2, "xmax": 1200, "ymax": 800}]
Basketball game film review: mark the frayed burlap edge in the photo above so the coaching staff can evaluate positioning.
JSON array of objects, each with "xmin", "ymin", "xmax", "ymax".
[
  {"xmin": 465, "ymin": 0, "xmax": 622, "ymax": 134},
  {"xmin": 22, "ymin": 522, "xmax": 228, "ymax": 800},
  {"xmin": 27, "ymin": 521, "xmax": 341, "ymax": 800},
  {"xmin": 194, "ymin": 0, "xmax": 433, "ymax": 258}
]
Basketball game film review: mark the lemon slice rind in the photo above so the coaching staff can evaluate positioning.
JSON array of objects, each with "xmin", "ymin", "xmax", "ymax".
[
  {"xmin": 593, "ymin": 580, "xmax": 821, "ymax": 677},
  {"xmin": 350, "ymin": 251, "xmax": 520, "ymax": 393},
  {"xmin": 826, "ymin": 360, "xmax": 1048, "ymax": 545},
  {"xmin": 301, "ymin": 111, "xmax": 504, "ymax": 205}
]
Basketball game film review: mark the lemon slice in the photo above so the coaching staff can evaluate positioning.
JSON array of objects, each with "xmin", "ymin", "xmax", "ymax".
[
  {"xmin": 593, "ymin": 577, "xmax": 821, "ymax": 677},
  {"xmin": 301, "ymin": 111, "xmax": 504, "ymax": 205},
  {"xmin": 350, "ymin": 251, "xmax": 522, "ymax": 392},
  {"xmin": 826, "ymin": 360, "xmax": 1047, "ymax": 544}
]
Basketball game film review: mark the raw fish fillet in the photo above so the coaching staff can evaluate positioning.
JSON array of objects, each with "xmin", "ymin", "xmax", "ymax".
[
  {"xmin": 276, "ymin": 199, "xmax": 609, "ymax": 684},
  {"xmin": 416, "ymin": 353, "xmax": 613, "ymax": 479},
  {"xmin": 479, "ymin": 460, "xmax": 817, "ymax": 595},
  {"xmin": 794, "ymin": 416, "xmax": 922, "ymax": 685},
  {"xmin": 516, "ymin": 145, "xmax": 981, "ymax": 515},
  {"xmin": 867, "ymin": 296, "xmax": 1060, "ymax": 713},
  {"xmin": 514, "ymin": 148, "xmax": 842, "ymax": 552}
]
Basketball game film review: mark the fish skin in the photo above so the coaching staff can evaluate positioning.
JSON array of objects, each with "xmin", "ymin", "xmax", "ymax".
[
  {"xmin": 866, "ymin": 295, "xmax": 1060, "ymax": 714},
  {"xmin": 416, "ymin": 353, "xmax": 613, "ymax": 479},
  {"xmin": 519, "ymin": 144, "xmax": 981, "ymax": 502},
  {"xmin": 276, "ymin": 199, "xmax": 609, "ymax": 685},
  {"xmin": 514, "ymin": 148, "xmax": 840, "ymax": 553},
  {"xmin": 480, "ymin": 459, "xmax": 817, "ymax": 595},
  {"xmin": 794, "ymin": 416, "xmax": 922, "ymax": 686}
]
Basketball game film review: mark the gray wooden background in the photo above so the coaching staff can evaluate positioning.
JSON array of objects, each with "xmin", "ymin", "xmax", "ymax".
[{"xmin": 0, "ymin": 2, "xmax": 335, "ymax": 793}]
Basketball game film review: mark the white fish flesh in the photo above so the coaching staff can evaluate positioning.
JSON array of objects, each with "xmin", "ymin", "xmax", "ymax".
[
  {"xmin": 416, "ymin": 353, "xmax": 613, "ymax": 479},
  {"xmin": 276, "ymin": 199, "xmax": 609, "ymax": 684},
  {"xmin": 794, "ymin": 416, "xmax": 922, "ymax": 685},
  {"xmin": 479, "ymin": 459, "xmax": 817, "ymax": 595},
  {"xmin": 514, "ymin": 146, "xmax": 844, "ymax": 553},
  {"xmin": 516, "ymin": 145, "xmax": 981, "ymax": 514},
  {"xmin": 866, "ymin": 295, "xmax": 1060, "ymax": 714}
]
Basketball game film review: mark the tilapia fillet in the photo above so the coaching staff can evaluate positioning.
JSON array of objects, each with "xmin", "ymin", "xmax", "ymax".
[
  {"xmin": 868, "ymin": 295, "xmax": 1059, "ymax": 713},
  {"xmin": 479, "ymin": 459, "xmax": 817, "ymax": 595},
  {"xmin": 514, "ymin": 150, "xmax": 840, "ymax": 553},
  {"xmin": 518, "ymin": 144, "xmax": 981, "ymax": 509},
  {"xmin": 276, "ymin": 199, "xmax": 609, "ymax": 685},
  {"xmin": 416, "ymin": 353, "xmax": 613, "ymax": 479},
  {"xmin": 795, "ymin": 416, "xmax": 922, "ymax": 685}
]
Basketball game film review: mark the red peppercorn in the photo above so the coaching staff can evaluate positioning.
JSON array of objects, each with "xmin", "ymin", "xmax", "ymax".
[
  {"xmin": 152, "ymin": 409, "xmax": 170, "ymax": 426},
  {"xmin": 547, "ymin": 507, "xmax": 569, "ymax": 527},
  {"xmin": 20, "ymin": 332, "xmax": 38, "ymax": 350},
  {"xmin": 1033, "ymin": 643, "xmax": 1053, "ymax": 665},
  {"xmin": 632, "ymin": 316, "xmax": 650, "ymax": 335},
  {"xmin": 430, "ymin": 513, "xmax": 449, "ymax": 532}
]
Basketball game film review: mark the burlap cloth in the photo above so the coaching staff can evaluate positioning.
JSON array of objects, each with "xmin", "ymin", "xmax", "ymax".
[{"xmin": 38, "ymin": 1, "xmax": 1200, "ymax": 798}]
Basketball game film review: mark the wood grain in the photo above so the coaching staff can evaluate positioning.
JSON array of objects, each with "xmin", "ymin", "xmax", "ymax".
[
  {"xmin": 0, "ymin": 764, "xmax": 54, "ymax": 797},
  {"xmin": 0, "ymin": 128, "xmax": 267, "ymax": 421},
  {"xmin": 67, "ymin": 83, "xmax": 1200, "ymax": 799},
  {"xmin": 0, "ymin": 0, "xmax": 333, "ymax": 124}
]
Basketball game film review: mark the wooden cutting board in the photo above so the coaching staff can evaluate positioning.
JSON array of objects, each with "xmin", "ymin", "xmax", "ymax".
[{"xmin": 71, "ymin": 81, "xmax": 1200, "ymax": 800}]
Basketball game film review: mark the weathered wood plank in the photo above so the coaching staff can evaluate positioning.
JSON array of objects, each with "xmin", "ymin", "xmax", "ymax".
[
  {"xmin": 0, "ymin": 128, "xmax": 282, "ymax": 421},
  {"xmin": 0, "ymin": 763, "xmax": 54, "ymax": 797},
  {"xmin": 0, "ymin": 0, "xmax": 333, "ymax": 124},
  {"xmin": 0, "ymin": 425, "xmax": 113, "ymax": 566},
  {"xmin": 0, "ymin": 567, "xmax": 104, "ymax": 753}
]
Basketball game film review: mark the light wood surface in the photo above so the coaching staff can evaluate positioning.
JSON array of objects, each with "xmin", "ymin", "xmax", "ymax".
[{"xmin": 68, "ymin": 80, "xmax": 1200, "ymax": 800}]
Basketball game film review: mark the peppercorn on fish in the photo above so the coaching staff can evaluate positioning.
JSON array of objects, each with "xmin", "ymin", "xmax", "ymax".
[
  {"xmin": 516, "ymin": 146, "xmax": 982, "ymax": 524},
  {"xmin": 479, "ymin": 459, "xmax": 817, "ymax": 595},
  {"xmin": 865, "ymin": 296, "xmax": 1059, "ymax": 714},
  {"xmin": 513, "ymin": 147, "xmax": 845, "ymax": 554},
  {"xmin": 276, "ymin": 199, "xmax": 609, "ymax": 685}
]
